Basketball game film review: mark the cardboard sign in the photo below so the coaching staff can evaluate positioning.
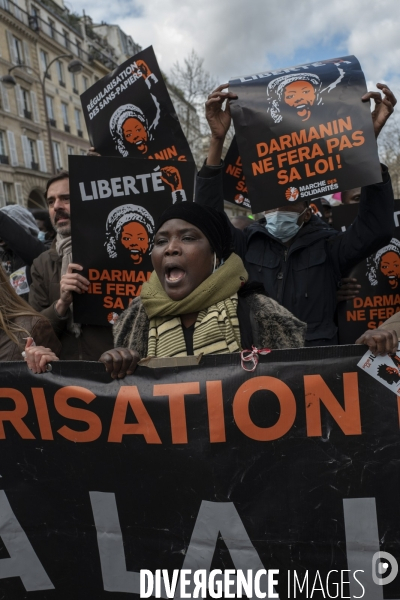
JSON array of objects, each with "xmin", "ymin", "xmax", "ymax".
[
  {"xmin": 333, "ymin": 201, "xmax": 400, "ymax": 343},
  {"xmin": 69, "ymin": 155, "xmax": 196, "ymax": 326},
  {"xmin": 81, "ymin": 46, "xmax": 194, "ymax": 162},
  {"xmin": 223, "ymin": 136, "xmax": 251, "ymax": 210},
  {"xmin": 229, "ymin": 56, "xmax": 381, "ymax": 212},
  {"xmin": 1, "ymin": 346, "xmax": 400, "ymax": 597}
]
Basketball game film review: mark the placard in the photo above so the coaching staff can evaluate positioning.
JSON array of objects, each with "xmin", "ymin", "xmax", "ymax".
[
  {"xmin": 229, "ymin": 56, "xmax": 381, "ymax": 212},
  {"xmin": 69, "ymin": 156, "xmax": 195, "ymax": 325}
]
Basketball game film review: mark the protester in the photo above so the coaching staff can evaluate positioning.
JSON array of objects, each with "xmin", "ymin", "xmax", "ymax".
[
  {"xmin": 342, "ymin": 188, "xmax": 361, "ymax": 204},
  {"xmin": 230, "ymin": 215, "xmax": 254, "ymax": 230},
  {"xmin": 195, "ymin": 82, "xmax": 396, "ymax": 346},
  {"xmin": 29, "ymin": 171, "xmax": 113, "ymax": 360},
  {"xmin": 0, "ymin": 265, "xmax": 60, "ymax": 364},
  {"xmin": 0, "ymin": 205, "xmax": 47, "ymax": 301},
  {"xmin": 30, "ymin": 208, "xmax": 56, "ymax": 246},
  {"xmin": 99, "ymin": 203, "xmax": 306, "ymax": 378}
]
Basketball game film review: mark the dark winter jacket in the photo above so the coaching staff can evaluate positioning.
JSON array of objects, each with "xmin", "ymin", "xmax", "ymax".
[
  {"xmin": 29, "ymin": 241, "xmax": 113, "ymax": 361},
  {"xmin": 195, "ymin": 164, "xmax": 394, "ymax": 345},
  {"xmin": 113, "ymin": 293, "xmax": 306, "ymax": 356}
]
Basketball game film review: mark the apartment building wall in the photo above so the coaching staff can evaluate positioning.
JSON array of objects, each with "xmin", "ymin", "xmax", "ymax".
[
  {"xmin": 0, "ymin": 0, "xmax": 107, "ymax": 207},
  {"xmin": 0, "ymin": 0, "xmax": 202, "ymax": 208}
]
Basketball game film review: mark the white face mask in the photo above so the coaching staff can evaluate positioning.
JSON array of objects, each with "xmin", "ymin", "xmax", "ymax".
[
  {"xmin": 37, "ymin": 230, "xmax": 46, "ymax": 242},
  {"xmin": 264, "ymin": 208, "xmax": 308, "ymax": 243}
]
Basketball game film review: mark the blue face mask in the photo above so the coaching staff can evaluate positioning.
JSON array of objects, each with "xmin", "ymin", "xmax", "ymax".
[
  {"xmin": 37, "ymin": 231, "xmax": 46, "ymax": 242},
  {"xmin": 264, "ymin": 209, "xmax": 307, "ymax": 243}
]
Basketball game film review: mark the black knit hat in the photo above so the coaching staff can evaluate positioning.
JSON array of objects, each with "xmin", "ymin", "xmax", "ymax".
[{"xmin": 155, "ymin": 203, "xmax": 233, "ymax": 261}]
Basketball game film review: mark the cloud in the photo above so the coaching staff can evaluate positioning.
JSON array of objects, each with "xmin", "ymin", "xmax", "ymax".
[{"xmin": 70, "ymin": 0, "xmax": 400, "ymax": 96}]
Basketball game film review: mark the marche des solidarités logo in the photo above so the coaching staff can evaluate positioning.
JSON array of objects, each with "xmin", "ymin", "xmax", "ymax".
[{"xmin": 285, "ymin": 187, "xmax": 300, "ymax": 201}]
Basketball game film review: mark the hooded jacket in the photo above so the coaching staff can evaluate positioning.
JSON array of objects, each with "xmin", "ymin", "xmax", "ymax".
[{"xmin": 195, "ymin": 164, "xmax": 394, "ymax": 345}]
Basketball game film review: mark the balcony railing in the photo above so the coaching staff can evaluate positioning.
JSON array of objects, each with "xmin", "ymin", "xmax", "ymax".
[
  {"xmin": 24, "ymin": 109, "xmax": 32, "ymax": 120},
  {"xmin": 31, "ymin": 161, "xmax": 39, "ymax": 171},
  {"xmin": 64, "ymin": 124, "xmax": 70, "ymax": 133},
  {"xmin": 49, "ymin": 118, "xmax": 56, "ymax": 127},
  {"xmin": 0, "ymin": 155, "xmax": 9, "ymax": 165}
]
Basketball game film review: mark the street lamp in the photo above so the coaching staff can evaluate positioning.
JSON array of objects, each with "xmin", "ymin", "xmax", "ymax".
[{"xmin": 1, "ymin": 54, "xmax": 84, "ymax": 174}]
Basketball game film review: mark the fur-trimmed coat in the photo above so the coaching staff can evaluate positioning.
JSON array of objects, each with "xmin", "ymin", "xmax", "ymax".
[{"xmin": 113, "ymin": 294, "xmax": 306, "ymax": 357}]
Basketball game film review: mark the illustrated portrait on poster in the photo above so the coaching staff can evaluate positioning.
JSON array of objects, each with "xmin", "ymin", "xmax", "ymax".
[
  {"xmin": 266, "ymin": 59, "xmax": 351, "ymax": 126},
  {"xmin": 105, "ymin": 204, "xmax": 155, "ymax": 265},
  {"xmin": 81, "ymin": 47, "xmax": 194, "ymax": 162},
  {"xmin": 334, "ymin": 203, "xmax": 400, "ymax": 344},
  {"xmin": 358, "ymin": 347, "xmax": 400, "ymax": 396},
  {"xmin": 229, "ymin": 55, "xmax": 382, "ymax": 212},
  {"xmin": 366, "ymin": 238, "xmax": 400, "ymax": 291}
]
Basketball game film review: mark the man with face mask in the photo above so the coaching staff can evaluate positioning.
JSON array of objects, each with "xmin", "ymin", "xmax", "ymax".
[{"xmin": 195, "ymin": 83, "xmax": 396, "ymax": 346}]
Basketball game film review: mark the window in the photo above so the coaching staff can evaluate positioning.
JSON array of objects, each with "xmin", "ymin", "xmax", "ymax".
[
  {"xmin": 80, "ymin": 149, "xmax": 86, "ymax": 155},
  {"xmin": 48, "ymin": 19, "xmax": 55, "ymax": 39},
  {"xmin": 4, "ymin": 183, "xmax": 14, "ymax": 205},
  {"xmin": 39, "ymin": 49, "xmax": 48, "ymax": 73},
  {"xmin": 61, "ymin": 103, "xmax": 68, "ymax": 125},
  {"xmin": 52, "ymin": 141, "xmax": 62, "ymax": 170},
  {"xmin": 0, "ymin": 132, "xmax": 8, "ymax": 164},
  {"xmin": 46, "ymin": 96, "xmax": 55, "ymax": 126},
  {"xmin": 63, "ymin": 30, "xmax": 70, "ymax": 49},
  {"xmin": 74, "ymin": 108, "xmax": 82, "ymax": 136},
  {"xmin": 82, "ymin": 76, "xmax": 89, "ymax": 91},
  {"xmin": 21, "ymin": 88, "xmax": 31, "ymax": 119},
  {"xmin": 29, "ymin": 5, "xmax": 40, "ymax": 31},
  {"xmin": 71, "ymin": 72, "xmax": 78, "ymax": 94},
  {"xmin": 61, "ymin": 103, "xmax": 70, "ymax": 132},
  {"xmin": 67, "ymin": 145, "xmax": 74, "ymax": 155},
  {"xmin": 12, "ymin": 36, "xmax": 24, "ymax": 65},
  {"xmin": 56, "ymin": 60, "xmax": 65, "ymax": 86},
  {"xmin": 76, "ymin": 40, "xmax": 82, "ymax": 59},
  {"xmin": 28, "ymin": 138, "xmax": 38, "ymax": 169}
]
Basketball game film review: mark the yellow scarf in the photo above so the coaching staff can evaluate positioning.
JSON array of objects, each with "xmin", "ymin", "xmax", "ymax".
[{"xmin": 140, "ymin": 254, "xmax": 248, "ymax": 357}]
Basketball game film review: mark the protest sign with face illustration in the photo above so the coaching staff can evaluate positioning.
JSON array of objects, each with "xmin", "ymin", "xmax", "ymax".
[
  {"xmin": 333, "ymin": 201, "xmax": 400, "ymax": 344},
  {"xmin": 69, "ymin": 156, "xmax": 195, "ymax": 326},
  {"xmin": 81, "ymin": 46, "xmax": 194, "ymax": 163},
  {"xmin": 229, "ymin": 56, "xmax": 381, "ymax": 212},
  {"xmin": 358, "ymin": 345, "xmax": 400, "ymax": 396}
]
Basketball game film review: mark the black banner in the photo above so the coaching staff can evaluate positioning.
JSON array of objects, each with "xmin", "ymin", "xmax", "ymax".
[
  {"xmin": 0, "ymin": 347, "xmax": 400, "ymax": 598},
  {"xmin": 229, "ymin": 56, "xmax": 381, "ymax": 213},
  {"xmin": 223, "ymin": 136, "xmax": 251, "ymax": 210},
  {"xmin": 333, "ymin": 201, "xmax": 400, "ymax": 343},
  {"xmin": 81, "ymin": 46, "xmax": 194, "ymax": 162},
  {"xmin": 69, "ymin": 156, "xmax": 196, "ymax": 325}
]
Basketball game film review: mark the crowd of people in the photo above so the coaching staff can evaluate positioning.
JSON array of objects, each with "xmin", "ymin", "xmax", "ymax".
[{"xmin": 0, "ymin": 82, "xmax": 399, "ymax": 375}]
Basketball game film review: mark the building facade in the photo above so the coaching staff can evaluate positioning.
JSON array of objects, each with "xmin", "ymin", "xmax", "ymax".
[{"xmin": 0, "ymin": 0, "xmax": 203, "ymax": 209}]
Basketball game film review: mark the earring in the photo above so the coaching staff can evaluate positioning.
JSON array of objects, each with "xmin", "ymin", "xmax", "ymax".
[{"xmin": 212, "ymin": 252, "xmax": 217, "ymax": 273}]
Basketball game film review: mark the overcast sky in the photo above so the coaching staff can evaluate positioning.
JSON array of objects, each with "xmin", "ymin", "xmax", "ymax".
[{"xmin": 67, "ymin": 0, "xmax": 400, "ymax": 97}]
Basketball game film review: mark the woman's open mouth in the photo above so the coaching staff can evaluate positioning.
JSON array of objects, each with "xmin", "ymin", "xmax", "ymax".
[{"xmin": 165, "ymin": 267, "xmax": 186, "ymax": 284}]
